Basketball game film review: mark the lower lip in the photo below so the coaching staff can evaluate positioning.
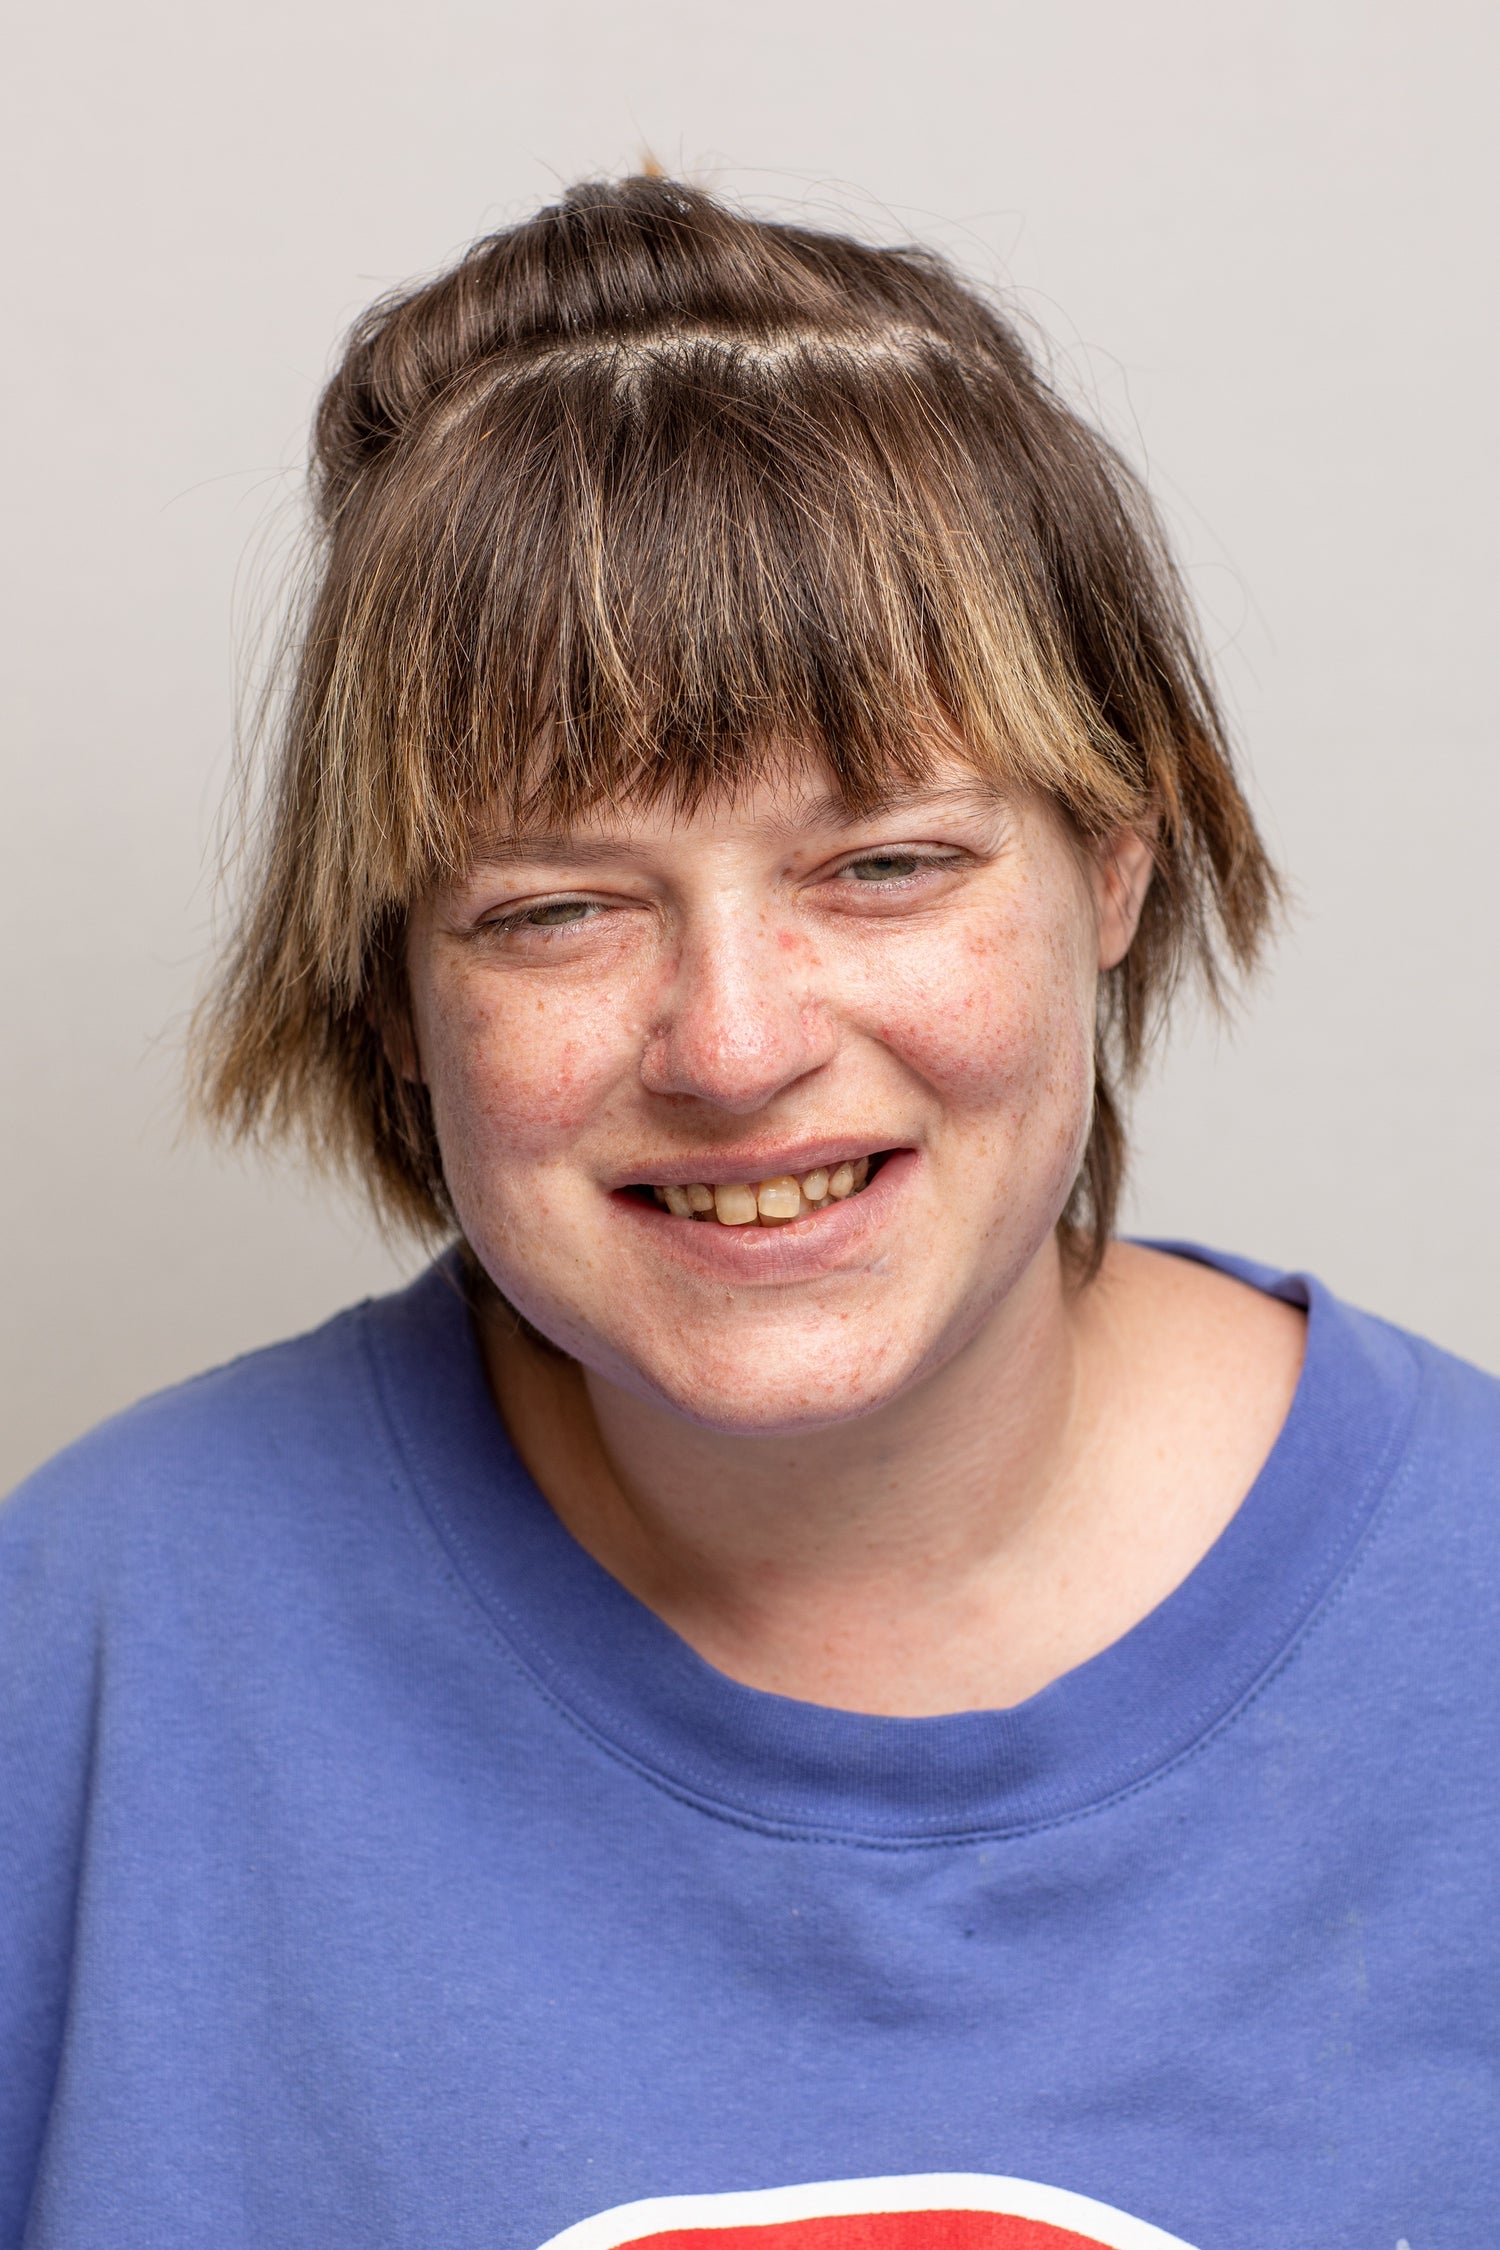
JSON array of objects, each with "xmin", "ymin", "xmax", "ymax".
[{"xmin": 609, "ymin": 1150, "xmax": 919, "ymax": 1283}]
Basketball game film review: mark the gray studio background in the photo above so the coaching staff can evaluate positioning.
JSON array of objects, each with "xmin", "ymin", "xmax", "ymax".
[{"xmin": 3, "ymin": 0, "xmax": 1495, "ymax": 1488}]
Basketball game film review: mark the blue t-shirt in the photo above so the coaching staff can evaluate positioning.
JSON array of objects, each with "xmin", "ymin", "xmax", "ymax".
[{"xmin": 1, "ymin": 1247, "xmax": 1496, "ymax": 2250}]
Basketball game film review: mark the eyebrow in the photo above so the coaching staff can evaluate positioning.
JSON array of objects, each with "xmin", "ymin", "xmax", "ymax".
[{"xmin": 466, "ymin": 781, "xmax": 1001, "ymax": 869}]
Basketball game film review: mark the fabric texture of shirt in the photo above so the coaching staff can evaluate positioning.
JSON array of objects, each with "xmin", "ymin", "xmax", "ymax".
[{"xmin": 1, "ymin": 1246, "xmax": 1495, "ymax": 2250}]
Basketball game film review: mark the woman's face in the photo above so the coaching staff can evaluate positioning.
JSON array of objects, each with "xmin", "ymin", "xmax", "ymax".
[{"xmin": 405, "ymin": 752, "xmax": 1149, "ymax": 1434}]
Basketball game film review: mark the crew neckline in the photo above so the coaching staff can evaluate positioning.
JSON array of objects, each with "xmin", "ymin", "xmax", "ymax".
[{"xmin": 363, "ymin": 1245, "xmax": 1420, "ymax": 1845}]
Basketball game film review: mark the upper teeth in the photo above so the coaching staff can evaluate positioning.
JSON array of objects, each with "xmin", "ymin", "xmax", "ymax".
[{"xmin": 652, "ymin": 1158, "xmax": 871, "ymax": 1225}]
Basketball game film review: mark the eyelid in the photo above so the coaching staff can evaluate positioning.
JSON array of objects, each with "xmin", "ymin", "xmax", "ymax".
[
  {"xmin": 825, "ymin": 844, "xmax": 969, "ymax": 880},
  {"xmin": 474, "ymin": 891, "xmax": 611, "ymax": 935},
  {"xmin": 475, "ymin": 883, "xmax": 607, "ymax": 917}
]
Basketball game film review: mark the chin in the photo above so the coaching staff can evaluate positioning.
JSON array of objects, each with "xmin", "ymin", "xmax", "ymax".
[{"xmin": 600, "ymin": 1319, "xmax": 938, "ymax": 1436}]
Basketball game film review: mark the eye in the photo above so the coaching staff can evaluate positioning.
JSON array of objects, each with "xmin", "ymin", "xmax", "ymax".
[
  {"xmin": 832, "ymin": 848, "xmax": 965, "ymax": 889},
  {"xmin": 516, "ymin": 899, "xmax": 595, "ymax": 928},
  {"xmin": 479, "ymin": 897, "xmax": 604, "ymax": 939},
  {"xmin": 842, "ymin": 851, "xmax": 928, "ymax": 883}
]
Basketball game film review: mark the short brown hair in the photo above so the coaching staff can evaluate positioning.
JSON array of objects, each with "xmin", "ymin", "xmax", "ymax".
[{"xmin": 195, "ymin": 174, "xmax": 1277, "ymax": 1269}]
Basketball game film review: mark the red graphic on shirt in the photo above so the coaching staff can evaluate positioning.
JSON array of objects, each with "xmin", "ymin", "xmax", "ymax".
[
  {"xmin": 537, "ymin": 2172, "xmax": 1195, "ymax": 2250},
  {"xmin": 629, "ymin": 2216, "xmax": 1103, "ymax": 2250}
]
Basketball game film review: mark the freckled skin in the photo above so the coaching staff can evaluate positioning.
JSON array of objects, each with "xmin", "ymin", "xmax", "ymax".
[{"xmin": 404, "ymin": 753, "xmax": 1150, "ymax": 1436}]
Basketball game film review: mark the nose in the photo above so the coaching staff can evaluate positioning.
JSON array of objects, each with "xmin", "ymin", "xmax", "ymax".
[{"xmin": 639, "ymin": 908, "xmax": 838, "ymax": 1114}]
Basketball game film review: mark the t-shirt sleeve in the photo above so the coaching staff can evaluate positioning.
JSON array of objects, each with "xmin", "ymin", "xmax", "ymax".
[{"xmin": 0, "ymin": 1447, "xmax": 120, "ymax": 2236}]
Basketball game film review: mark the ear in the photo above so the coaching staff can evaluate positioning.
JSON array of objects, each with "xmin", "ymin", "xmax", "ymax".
[{"xmin": 1093, "ymin": 827, "xmax": 1155, "ymax": 972}]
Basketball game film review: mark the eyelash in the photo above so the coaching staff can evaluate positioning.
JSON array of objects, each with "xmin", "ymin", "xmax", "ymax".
[
  {"xmin": 476, "ymin": 849, "xmax": 966, "ymax": 941},
  {"xmin": 484, "ymin": 899, "xmax": 603, "ymax": 936},
  {"xmin": 833, "ymin": 848, "xmax": 964, "ymax": 888}
]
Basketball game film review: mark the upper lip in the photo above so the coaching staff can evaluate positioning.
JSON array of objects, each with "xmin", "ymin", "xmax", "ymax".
[{"xmin": 609, "ymin": 1139, "xmax": 904, "ymax": 1189}]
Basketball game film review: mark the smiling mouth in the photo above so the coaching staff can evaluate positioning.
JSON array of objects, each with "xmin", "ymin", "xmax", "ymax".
[{"xmin": 629, "ymin": 1153, "xmax": 889, "ymax": 1227}]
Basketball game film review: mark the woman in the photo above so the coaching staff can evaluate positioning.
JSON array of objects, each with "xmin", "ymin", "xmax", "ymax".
[{"xmin": 2, "ymin": 176, "xmax": 1494, "ymax": 2250}]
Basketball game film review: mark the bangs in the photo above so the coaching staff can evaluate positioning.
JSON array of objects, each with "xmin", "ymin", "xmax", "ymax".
[{"xmin": 304, "ymin": 330, "xmax": 1139, "ymax": 994}]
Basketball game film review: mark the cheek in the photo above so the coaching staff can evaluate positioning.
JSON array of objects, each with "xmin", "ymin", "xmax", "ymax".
[
  {"xmin": 865, "ymin": 912, "xmax": 1094, "ymax": 1112},
  {"xmin": 420, "ymin": 976, "xmax": 637, "ymax": 1163}
]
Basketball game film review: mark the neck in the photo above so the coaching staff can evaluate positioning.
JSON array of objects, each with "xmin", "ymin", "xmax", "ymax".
[
  {"xmin": 600, "ymin": 1236, "xmax": 1076, "ymax": 1584},
  {"xmin": 480, "ymin": 1239, "xmax": 1304, "ymax": 1716},
  {"xmin": 484, "ymin": 1235, "xmax": 1102, "ymax": 1712}
]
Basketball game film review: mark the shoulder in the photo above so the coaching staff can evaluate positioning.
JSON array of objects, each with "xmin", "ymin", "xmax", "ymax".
[
  {"xmin": 1377, "ymin": 1305, "xmax": 1500, "ymax": 1495},
  {"xmin": 0, "ymin": 1270, "xmax": 470, "ymax": 1850},
  {"xmin": 1088, "ymin": 1241, "xmax": 1309, "ymax": 1522},
  {"xmin": 0, "ymin": 1280, "xmax": 417, "ymax": 1598},
  {"xmin": 1123, "ymin": 1235, "xmax": 1500, "ymax": 1501},
  {"xmin": 1102, "ymin": 1237, "xmax": 1308, "ymax": 1366}
]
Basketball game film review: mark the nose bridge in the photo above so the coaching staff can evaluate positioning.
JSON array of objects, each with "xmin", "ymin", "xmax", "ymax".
[{"xmin": 643, "ymin": 886, "xmax": 830, "ymax": 1112}]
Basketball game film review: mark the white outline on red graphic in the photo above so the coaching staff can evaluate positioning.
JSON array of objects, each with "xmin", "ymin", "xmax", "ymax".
[{"xmin": 536, "ymin": 2172, "xmax": 1197, "ymax": 2250}]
